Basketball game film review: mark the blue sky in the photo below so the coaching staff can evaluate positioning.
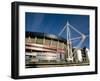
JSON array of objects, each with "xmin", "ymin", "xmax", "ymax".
[{"xmin": 25, "ymin": 12, "xmax": 89, "ymax": 48}]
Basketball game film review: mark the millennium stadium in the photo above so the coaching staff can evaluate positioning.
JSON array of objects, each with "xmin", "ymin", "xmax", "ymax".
[{"xmin": 25, "ymin": 22, "xmax": 90, "ymax": 68}]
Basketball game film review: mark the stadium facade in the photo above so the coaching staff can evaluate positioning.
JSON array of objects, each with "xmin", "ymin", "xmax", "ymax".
[{"xmin": 25, "ymin": 32, "xmax": 90, "ymax": 67}]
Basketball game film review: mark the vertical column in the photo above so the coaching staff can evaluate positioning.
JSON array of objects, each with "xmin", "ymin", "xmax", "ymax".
[
  {"xmin": 43, "ymin": 37, "xmax": 45, "ymax": 45},
  {"xmin": 34, "ymin": 37, "xmax": 37, "ymax": 44},
  {"xmin": 50, "ymin": 39, "xmax": 52, "ymax": 46}
]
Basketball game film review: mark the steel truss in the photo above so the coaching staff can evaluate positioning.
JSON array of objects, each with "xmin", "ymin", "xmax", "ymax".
[{"xmin": 58, "ymin": 21, "xmax": 89, "ymax": 62}]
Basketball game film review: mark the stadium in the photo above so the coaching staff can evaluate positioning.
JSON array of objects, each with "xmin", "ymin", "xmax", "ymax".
[{"xmin": 25, "ymin": 31, "xmax": 90, "ymax": 68}]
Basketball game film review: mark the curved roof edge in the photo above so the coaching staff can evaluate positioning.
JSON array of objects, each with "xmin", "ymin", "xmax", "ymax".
[{"xmin": 26, "ymin": 31, "xmax": 67, "ymax": 42}]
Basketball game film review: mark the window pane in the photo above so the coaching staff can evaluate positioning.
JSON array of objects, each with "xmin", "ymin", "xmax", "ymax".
[
  {"xmin": 59, "ymin": 42, "xmax": 64, "ymax": 49},
  {"xmin": 52, "ymin": 40, "xmax": 57, "ymax": 47},
  {"xmin": 45, "ymin": 39, "xmax": 51, "ymax": 45},
  {"xmin": 36, "ymin": 38, "xmax": 43, "ymax": 44},
  {"xmin": 64, "ymin": 43, "xmax": 67, "ymax": 48},
  {"xmin": 25, "ymin": 38, "xmax": 30, "ymax": 43},
  {"xmin": 25, "ymin": 37, "xmax": 35, "ymax": 43},
  {"xmin": 31, "ymin": 38, "xmax": 35, "ymax": 43}
]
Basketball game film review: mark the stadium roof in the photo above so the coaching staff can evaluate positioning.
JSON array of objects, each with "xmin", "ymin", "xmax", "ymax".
[{"xmin": 26, "ymin": 32, "xmax": 67, "ymax": 42}]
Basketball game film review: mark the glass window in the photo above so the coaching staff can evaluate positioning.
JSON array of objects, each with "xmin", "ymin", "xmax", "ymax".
[
  {"xmin": 25, "ymin": 37, "xmax": 35, "ymax": 43},
  {"xmin": 64, "ymin": 43, "xmax": 67, "ymax": 49},
  {"xmin": 45, "ymin": 39, "xmax": 51, "ymax": 46},
  {"xmin": 52, "ymin": 40, "xmax": 57, "ymax": 47},
  {"xmin": 31, "ymin": 38, "xmax": 35, "ymax": 43},
  {"xmin": 36, "ymin": 38, "xmax": 43, "ymax": 44},
  {"xmin": 59, "ymin": 42, "xmax": 64, "ymax": 49},
  {"xmin": 25, "ymin": 38, "xmax": 30, "ymax": 43}
]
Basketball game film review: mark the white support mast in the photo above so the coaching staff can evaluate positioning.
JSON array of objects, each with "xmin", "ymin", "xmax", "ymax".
[{"xmin": 58, "ymin": 21, "xmax": 88, "ymax": 62}]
